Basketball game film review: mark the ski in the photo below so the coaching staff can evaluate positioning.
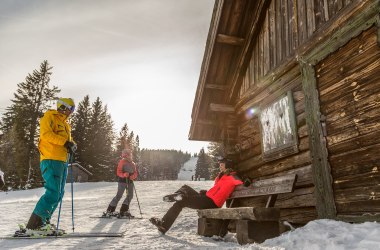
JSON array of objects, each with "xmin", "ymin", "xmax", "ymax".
[
  {"xmin": 0, "ymin": 232, "xmax": 124, "ymax": 239},
  {"xmin": 90, "ymin": 216, "xmax": 143, "ymax": 220}
]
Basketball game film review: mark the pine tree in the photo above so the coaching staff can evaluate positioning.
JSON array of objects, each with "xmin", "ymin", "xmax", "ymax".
[
  {"xmin": 134, "ymin": 135, "xmax": 141, "ymax": 163},
  {"xmin": 85, "ymin": 97, "xmax": 115, "ymax": 181},
  {"xmin": 195, "ymin": 148, "xmax": 211, "ymax": 180},
  {"xmin": 207, "ymin": 142, "xmax": 224, "ymax": 179},
  {"xmin": 0, "ymin": 60, "xmax": 60, "ymax": 188},
  {"xmin": 115, "ymin": 123, "xmax": 129, "ymax": 155},
  {"xmin": 71, "ymin": 95, "xmax": 91, "ymax": 164},
  {"xmin": 0, "ymin": 126, "xmax": 27, "ymax": 189},
  {"xmin": 139, "ymin": 149, "xmax": 190, "ymax": 180},
  {"xmin": 127, "ymin": 131, "xmax": 135, "ymax": 151}
]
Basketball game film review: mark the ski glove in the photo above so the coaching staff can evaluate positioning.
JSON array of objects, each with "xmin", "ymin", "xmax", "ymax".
[
  {"xmin": 64, "ymin": 141, "xmax": 77, "ymax": 154},
  {"xmin": 199, "ymin": 190, "xmax": 207, "ymax": 195},
  {"xmin": 243, "ymin": 178, "xmax": 252, "ymax": 187}
]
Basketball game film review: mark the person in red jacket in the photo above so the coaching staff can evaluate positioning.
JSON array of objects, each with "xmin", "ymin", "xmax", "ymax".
[
  {"xmin": 150, "ymin": 157, "xmax": 243, "ymax": 234},
  {"xmin": 103, "ymin": 148, "xmax": 138, "ymax": 218}
]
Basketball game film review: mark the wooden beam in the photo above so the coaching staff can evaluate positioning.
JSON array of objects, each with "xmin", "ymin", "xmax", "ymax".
[
  {"xmin": 205, "ymin": 84, "xmax": 228, "ymax": 91},
  {"xmin": 189, "ymin": 0, "xmax": 224, "ymax": 140},
  {"xmin": 226, "ymin": 0, "xmax": 269, "ymax": 103},
  {"xmin": 209, "ymin": 103, "xmax": 235, "ymax": 113},
  {"xmin": 195, "ymin": 119, "xmax": 220, "ymax": 126},
  {"xmin": 337, "ymin": 214, "xmax": 380, "ymax": 223},
  {"xmin": 301, "ymin": 62, "xmax": 337, "ymax": 219},
  {"xmin": 230, "ymin": 174, "xmax": 297, "ymax": 199},
  {"xmin": 198, "ymin": 207, "xmax": 280, "ymax": 221},
  {"xmin": 302, "ymin": 1, "xmax": 380, "ymax": 65},
  {"xmin": 216, "ymin": 34, "xmax": 245, "ymax": 46}
]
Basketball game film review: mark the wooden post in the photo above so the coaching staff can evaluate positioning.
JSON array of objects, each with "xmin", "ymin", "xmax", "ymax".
[
  {"xmin": 197, "ymin": 218, "xmax": 228, "ymax": 237},
  {"xmin": 300, "ymin": 62, "xmax": 336, "ymax": 219},
  {"xmin": 376, "ymin": 14, "xmax": 380, "ymax": 47},
  {"xmin": 236, "ymin": 220, "xmax": 280, "ymax": 244}
]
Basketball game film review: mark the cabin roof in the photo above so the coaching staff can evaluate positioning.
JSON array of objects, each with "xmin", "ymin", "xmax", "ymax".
[
  {"xmin": 189, "ymin": 0, "xmax": 264, "ymax": 142},
  {"xmin": 69, "ymin": 163, "xmax": 93, "ymax": 176}
]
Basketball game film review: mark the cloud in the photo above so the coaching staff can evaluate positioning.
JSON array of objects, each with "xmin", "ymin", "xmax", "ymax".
[{"xmin": 0, "ymin": 0, "xmax": 214, "ymax": 153}]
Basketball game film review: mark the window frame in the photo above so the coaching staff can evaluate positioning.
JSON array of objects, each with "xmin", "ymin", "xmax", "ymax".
[{"xmin": 258, "ymin": 91, "xmax": 299, "ymax": 162}]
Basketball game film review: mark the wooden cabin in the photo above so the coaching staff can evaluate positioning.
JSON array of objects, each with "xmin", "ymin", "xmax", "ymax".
[
  {"xmin": 67, "ymin": 163, "xmax": 93, "ymax": 183},
  {"xmin": 190, "ymin": 0, "xmax": 380, "ymax": 225}
]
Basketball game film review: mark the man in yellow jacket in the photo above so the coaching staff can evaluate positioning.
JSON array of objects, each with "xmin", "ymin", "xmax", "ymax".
[{"xmin": 22, "ymin": 98, "xmax": 77, "ymax": 235}]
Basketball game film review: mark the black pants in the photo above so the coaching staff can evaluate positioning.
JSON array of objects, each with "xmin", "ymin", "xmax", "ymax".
[{"xmin": 161, "ymin": 185, "xmax": 217, "ymax": 231}]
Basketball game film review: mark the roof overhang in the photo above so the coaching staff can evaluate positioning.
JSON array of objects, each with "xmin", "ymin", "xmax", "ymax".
[{"xmin": 189, "ymin": 0, "xmax": 266, "ymax": 142}]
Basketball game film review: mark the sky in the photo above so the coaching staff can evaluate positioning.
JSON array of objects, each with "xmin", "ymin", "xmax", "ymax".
[
  {"xmin": 0, "ymin": 0, "xmax": 214, "ymax": 154},
  {"xmin": 1, "ymin": 180, "xmax": 379, "ymax": 249}
]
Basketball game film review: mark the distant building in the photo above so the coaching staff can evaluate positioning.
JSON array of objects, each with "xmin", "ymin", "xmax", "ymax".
[{"xmin": 67, "ymin": 163, "xmax": 93, "ymax": 183}]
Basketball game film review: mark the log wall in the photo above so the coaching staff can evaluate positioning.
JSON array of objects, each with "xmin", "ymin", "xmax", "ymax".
[
  {"xmin": 239, "ymin": 0, "xmax": 355, "ymax": 97},
  {"xmin": 316, "ymin": 26, "xmax": 380, "ymax": 217},
  {"xmin": 236, "ymin": 69, "xmax": 316, "ymax": 224},
  {"xmin": 232, "ymin": 0, "xmax": 380, "ymax": 224}
]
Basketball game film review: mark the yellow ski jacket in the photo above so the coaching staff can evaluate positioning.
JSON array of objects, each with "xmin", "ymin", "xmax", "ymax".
[{"xmin": 38, "ymin": 110, "xmax": 73, "ymax": 162}]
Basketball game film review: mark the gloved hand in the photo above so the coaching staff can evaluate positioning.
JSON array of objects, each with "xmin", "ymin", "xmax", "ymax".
[
  {"xmin": 243, "ymin": 178, "xmax": 252, "ymax": 187},
  {"xmin": 64, "ymin": 141, "xmax": 77, "ymax": 154},
  {"xmin": 199, "ymin": 190, "xmax": 207, "ymax": 195}
]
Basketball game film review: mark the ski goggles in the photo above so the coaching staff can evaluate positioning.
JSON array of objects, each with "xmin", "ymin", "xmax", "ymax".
[{"xmin": 57, "ymin": 100, "xmax": 75, "ymax": 113}]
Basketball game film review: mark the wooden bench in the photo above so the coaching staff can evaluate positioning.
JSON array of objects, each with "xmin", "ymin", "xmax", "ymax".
[{"xmin": 197, "ymin": 173, "xmax": 297, "ymax": 244}]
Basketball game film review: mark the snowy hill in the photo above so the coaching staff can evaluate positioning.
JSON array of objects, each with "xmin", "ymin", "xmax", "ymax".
[
  {"xmin": 0, "ymin": 181, "xmax": 379, "ymax": 249},
  {"xmin": 177, "ymin": 156, "xmax": 198, "ymax": 180}
]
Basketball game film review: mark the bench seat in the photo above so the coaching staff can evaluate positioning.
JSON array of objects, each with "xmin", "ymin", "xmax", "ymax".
[
  {"xmin": 197, "ymin": 173, "xmax": 297, "ymax": 244},
  {"xmin": 198, "ymin": 207, "xmax": 280, "ymax": 221}
]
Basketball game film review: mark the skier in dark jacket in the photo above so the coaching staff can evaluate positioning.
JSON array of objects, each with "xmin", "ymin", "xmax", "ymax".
[
  {"xmin": 103, "ymin": 148, "xmax": 138, "ymax": 218},
  {"xmin": 150, "ymin": 157, "xmax": 243, "ymax": 234}
]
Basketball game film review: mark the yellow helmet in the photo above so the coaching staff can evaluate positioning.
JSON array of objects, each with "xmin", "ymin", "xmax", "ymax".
[{"xmin": 57, "ymin": 98, "xmax": 75, "ymax": 112}]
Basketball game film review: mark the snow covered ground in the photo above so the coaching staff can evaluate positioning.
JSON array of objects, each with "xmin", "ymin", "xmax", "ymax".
[
  {"xmin": 177, "ymin": 157, "xmax": 197, "ymax": 181},
  {"xmin": 0, "ymin": 181, "xmax": 379, "ymax": 250}
]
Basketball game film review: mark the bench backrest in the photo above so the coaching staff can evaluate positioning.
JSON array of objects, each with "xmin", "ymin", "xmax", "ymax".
[{"xmin": 228, "ymin": 173, "xmax": 297, "ymax": 208}]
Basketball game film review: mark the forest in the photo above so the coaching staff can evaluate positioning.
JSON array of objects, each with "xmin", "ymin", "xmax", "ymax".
[{"xmin": 0, "ymin": 61, "xmax": 202, "ymax": 190}]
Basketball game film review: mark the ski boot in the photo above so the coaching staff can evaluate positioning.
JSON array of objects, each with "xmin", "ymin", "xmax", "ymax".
[
  {"xmin": 14, "ymin": 223, "xmax": 65, "ymax": 237},
  {"xmin": 149, "ymin": 217, "xmax": 167, "ymax": 234},
  {"xmin": 102, "ymin": 205, "xmax": 118, "ymax": 218},
  {"xmin": 117, "ymin": 211, "xmax": 134, "ymax": 219},
  {"xmin": 163, "ymin": 185, "xmax": 196, "ymax": 202},
  {"xmin": 45, "ymin": 218, "xmax": 58, "ymax": 231},
  {"xmin": 163, "ymin": 192, "xmax": 184, "ymax": 202},
  {"xmin": 101, "ymin": 211, "xmax": 119, "ymax": 218},
  {"xmin": 117, "ymin": 204, "xmax": 134, "ymax": 219}
]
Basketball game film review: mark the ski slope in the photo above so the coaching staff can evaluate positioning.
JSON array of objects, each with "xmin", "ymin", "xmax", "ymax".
[
  {"xmin": 0, "ymin": 181, "xmax": 379, "ymax": 250},
  {"xmin": 177, "ymin": 157, "xmax": 198, "ymax": 181}
]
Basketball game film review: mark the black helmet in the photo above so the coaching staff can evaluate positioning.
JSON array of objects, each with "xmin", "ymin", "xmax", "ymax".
[{"xmin": 217, "ymin": 156, "xmax": 234, "ymax": 169}]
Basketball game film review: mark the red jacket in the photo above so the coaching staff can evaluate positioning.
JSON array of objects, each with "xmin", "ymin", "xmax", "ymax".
[
  {"xmin": 206, "ymin": 172, "xmax": 243, "ymax": 207},
  {"xmin": 116, "ymin": 158, "xmax": 138, "ymax": 181}
]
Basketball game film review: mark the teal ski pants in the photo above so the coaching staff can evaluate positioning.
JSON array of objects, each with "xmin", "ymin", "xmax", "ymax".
[{"xmin": 33, "ymin": 159, "xmax": 67, "ymax": 222}]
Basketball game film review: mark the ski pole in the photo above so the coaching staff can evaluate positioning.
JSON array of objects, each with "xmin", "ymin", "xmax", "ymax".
[
  {"xmin": 56, "ymin": 153, "xmax": 70, "ymax": 235},
  {"xmin": 132, "ymin": 181, "xmax": 143, "ymax": 218},
  {"xmin": 70, "ymin": 154, "xmax": 75, "ymax": 232}
]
